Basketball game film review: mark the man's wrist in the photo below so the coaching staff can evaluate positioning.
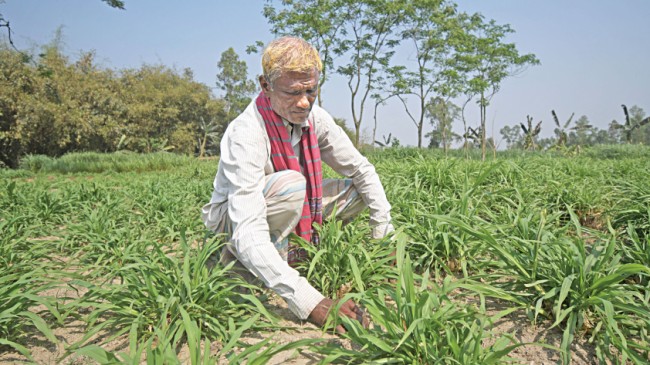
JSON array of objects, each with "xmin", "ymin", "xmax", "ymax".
[{"xmin": 286, "ymin": 279, "xmax": 326, "ymax": 320}]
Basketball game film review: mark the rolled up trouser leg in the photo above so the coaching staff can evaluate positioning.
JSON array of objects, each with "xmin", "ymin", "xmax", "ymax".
[
  {"xmin": 321, "ymin": 178, "xmax": 366, "ymax": 224},
  {"xmin": 204, "ymin": 170, "xmax": 306, "ymax": 282}
]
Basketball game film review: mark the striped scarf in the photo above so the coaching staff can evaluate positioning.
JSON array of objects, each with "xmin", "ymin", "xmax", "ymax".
[{"xmin": 255, "ymin": 92, "xmax": 323, "ymax": 265}]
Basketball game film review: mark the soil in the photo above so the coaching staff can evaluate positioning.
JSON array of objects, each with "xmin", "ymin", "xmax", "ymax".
[{"xmin": 0, "ymin": 284, "xmax": 605, "ymax": 365}]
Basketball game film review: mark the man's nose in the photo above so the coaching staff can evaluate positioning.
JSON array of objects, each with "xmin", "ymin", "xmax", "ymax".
[{"xmin": 296, "ymin": 94, "xmax": 311, "ymax": 109}]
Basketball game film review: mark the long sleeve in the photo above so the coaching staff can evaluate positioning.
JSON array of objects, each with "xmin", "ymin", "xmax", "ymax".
[{"xmin": 314, "ymin": 107, "xmax": 394, "ymax": 239}]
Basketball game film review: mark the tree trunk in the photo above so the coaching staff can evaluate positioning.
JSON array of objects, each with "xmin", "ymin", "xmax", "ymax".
[{"xmin": 480, "ymin": 92, "xmax": 486, "ymax": 161}]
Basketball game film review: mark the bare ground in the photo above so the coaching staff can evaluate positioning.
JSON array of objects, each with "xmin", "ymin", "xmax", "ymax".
[{"xmin": 0, "ymin": 283, "xmax": 605, "ymax": 365}]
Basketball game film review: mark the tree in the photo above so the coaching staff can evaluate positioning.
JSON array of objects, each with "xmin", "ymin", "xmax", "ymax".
[
  {"xmin": 393, "ymin": 0, "xmax": 463, "ymax": 148},
  {"xmin": 262, "ymin": 0, "xmax": 347, "ymax": 106},
  {"xmin": 262, "ymin": 0, "xmax": 403, "ymax": 147},
  {"xmin": 457, "ymin": 14, "xmax": 539, "ymax": 160},
  {"xmin": 336, "ymin": 0, "xmax": 404, "ymax": 147},
  {"xmin": 101, "ymin": 0, "xmax": 125, "ymax": 9},
  {"xmin": 197, "ymin": 108, "xmax": 227, "ymax": 158},
  {"xmin": 551, "ymin": 109, "xmax": 574, "ymax": 148},
  {"xmin": 0, "ymin": 44, "xmax": 34, "ymax": 167},
  {"xmin": 520, "ymin": 115, "xmax": 541, "ymax": 150},
  {"xmin": 610, "ymin": 104, "xmax": 649, "ymax": 144},
  {"xmin": 499, "ymin": 124, "xmax": 522, "ymax": 150},
  {"xmin": 374, "ymin": 132, "xmax": 394, "ymax": 147},
  {"xmin": 425, "ymin": 96, "xmax": 460, "ymax": 153},
  {"xmin": 568, "ymin": 115, "xmax": 593, "ymax": 147},
  {"xmin": 215, "ymin": 47, "xmax": 256, "ymax": 119},
  {"xmin": 0, "ymin": 35, "xmax": 228, "ymax": 163}
]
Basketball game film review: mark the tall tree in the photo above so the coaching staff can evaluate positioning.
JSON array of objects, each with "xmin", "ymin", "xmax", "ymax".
[
  {"xmin": 425, "ymin": 96, "xmax": 460, "ymax": 153},
  {"xmin": 568, "ymin": 115, "xmax": 593, "ymax": 147},
  {"xmin": 262, "ymin": 0, "xmax": 403, "ymax": 147},
  {"xmin": 336, "ymin": 0, "xmax": 404, "ymax": 147},
  {"xmin": 392, "ymin": 0, "xmax": 463, "ymax": 148},
  {"xmin": 499, "ymin": 124, "xmax": 523, "ymax": 149},
  {"xmin": 215, "ymin": 47, "xmax": 256, "ymax": 119},
  {"xmin": 457, "ymin": 14, "xmax": 539, "ymax": 160},
  {"xmin": 262, "ymin": 0, "xmax": 347, "ymax": 106}
]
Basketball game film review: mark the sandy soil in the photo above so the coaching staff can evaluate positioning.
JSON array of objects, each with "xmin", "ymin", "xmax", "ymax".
[{"xmin": 0, "ymin": 282, "xmax": 607, "ymax": 365}]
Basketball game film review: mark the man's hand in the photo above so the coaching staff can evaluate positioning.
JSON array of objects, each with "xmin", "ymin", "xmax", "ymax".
[{"xmin": 308, "ymin": 298, "xmax": 367, "ymax": 334}]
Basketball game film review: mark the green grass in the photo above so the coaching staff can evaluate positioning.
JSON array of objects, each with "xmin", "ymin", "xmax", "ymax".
[{"xmin": 1, "ymin": 147, "xmax": 650, "ymax": 363}]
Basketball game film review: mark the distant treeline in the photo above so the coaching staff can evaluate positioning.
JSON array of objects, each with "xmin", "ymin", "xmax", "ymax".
[{"xmin": 0, "ymin": 43, "xmax": 229, "ymax": 168}]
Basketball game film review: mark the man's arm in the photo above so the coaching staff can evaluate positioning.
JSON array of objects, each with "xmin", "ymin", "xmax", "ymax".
[
  {"xmin": 220, "ymin": 121, "xmax": 324, "ymax": 320},
  {"xmin": 314, "ymin": 108, "xmax": 394, "ymax": 239}
]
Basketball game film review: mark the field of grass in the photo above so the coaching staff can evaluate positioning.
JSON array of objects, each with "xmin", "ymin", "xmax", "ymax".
[{"xmin": 1, "ymin": 146, "xmax": 649, "ymax": 364}]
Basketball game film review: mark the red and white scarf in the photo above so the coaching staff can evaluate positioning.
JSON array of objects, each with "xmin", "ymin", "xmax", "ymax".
[{"xmin": 255, "ymin": 92, "xmax": 322, "ymax": 265}]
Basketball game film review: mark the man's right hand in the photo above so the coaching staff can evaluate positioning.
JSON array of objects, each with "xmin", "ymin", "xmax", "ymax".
[{"xmin": 308, "ymin": 298, "xmax": 367, "ymax": 334}]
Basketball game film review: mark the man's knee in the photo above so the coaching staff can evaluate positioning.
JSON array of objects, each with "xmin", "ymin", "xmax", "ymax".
[{"xmin": 264, "ymin": 170, "xmax": 306, "ymax": 207}]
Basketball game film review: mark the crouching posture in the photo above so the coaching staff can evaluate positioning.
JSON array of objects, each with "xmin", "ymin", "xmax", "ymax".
[{"xmin": 201, "ymin": 36, "xmax": 394, "ymax": 332}]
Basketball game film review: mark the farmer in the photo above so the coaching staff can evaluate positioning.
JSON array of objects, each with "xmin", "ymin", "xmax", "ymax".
[{"xmin": 201, "ymin": 36, "xmax": 394, "ymax": 332}]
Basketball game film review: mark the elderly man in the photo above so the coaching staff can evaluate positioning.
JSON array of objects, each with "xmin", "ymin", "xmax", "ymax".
[{"xmin": 202, "ymin": 36, "xmax": 394, "ymax": 332}]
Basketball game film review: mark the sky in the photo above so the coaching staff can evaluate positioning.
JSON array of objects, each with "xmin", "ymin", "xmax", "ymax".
[{"xmin": 2, "ymin": 0, "xmax": 649, "ymax": 147}]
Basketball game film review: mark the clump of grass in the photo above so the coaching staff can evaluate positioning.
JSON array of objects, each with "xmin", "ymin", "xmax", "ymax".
[
  {"xmin": 293, "ymin": 219, "xmax": 396, "ymax": 299},
  {"xmin": 65, "ymin": 234, "xmax": 277, "ymax": 362},
  {"xmin": 441, "ymin": 209, "xmax": 650, "ymax": 364},
  {"xmin": 0, "ymin": 218, "xmax": 61, "ymax": 361},
  {"xmin": 315, "ymin": 235, "xmax": 525, "ymax": 364},
  {"xmin": 19, "ymin": 151, "xmax": 196, "ymax": 173}
]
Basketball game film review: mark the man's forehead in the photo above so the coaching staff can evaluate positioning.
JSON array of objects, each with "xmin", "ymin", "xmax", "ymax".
[{"xmin": 276, "ymin": 71, "xmax": 319, "ymax": 87}]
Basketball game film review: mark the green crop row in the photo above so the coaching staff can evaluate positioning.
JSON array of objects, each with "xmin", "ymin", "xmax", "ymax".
[{"xmin": 1, "ymin": 147, "xmax": 649, "ymax": 364}]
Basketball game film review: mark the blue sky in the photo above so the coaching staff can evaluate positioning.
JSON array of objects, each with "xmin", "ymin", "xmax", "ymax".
[{"xmin": 2, "ymin": 0, "xmax": 649, "ymax": 147}]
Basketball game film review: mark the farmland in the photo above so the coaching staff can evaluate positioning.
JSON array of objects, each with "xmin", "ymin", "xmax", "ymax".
[{"xmin": 1, "ymin": 146, "xmax": 649, "ymax": 364}]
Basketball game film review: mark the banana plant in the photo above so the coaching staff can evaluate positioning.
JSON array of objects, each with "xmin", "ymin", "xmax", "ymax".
[
  {"xmin": 520, "ymin": 115, "xmax": 542, "ymax": 150},
  {"xmin": 552, "ymin": 110, "xmax": 575, "ymax": 148},
  {"xmin": 374, "ymin": 133, "xmax": 394, "ymax": 148},
  {"xmin": 611, "ymin": 104, "xmax": 650, "ymax": 143}
]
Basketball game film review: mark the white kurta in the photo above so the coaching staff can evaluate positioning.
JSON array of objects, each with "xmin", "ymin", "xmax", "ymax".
[{"xmin": 202, "ymin": 100, "xmax": 394, "ymax": 319}]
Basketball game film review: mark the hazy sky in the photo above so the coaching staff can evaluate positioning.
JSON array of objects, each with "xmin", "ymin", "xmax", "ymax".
[{"xmin": 2, "ymin": 0, "xmax": 649, "ymax": 146}]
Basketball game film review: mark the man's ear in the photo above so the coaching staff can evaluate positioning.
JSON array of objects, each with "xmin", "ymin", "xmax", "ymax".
[{"xmin": 259, "ymin": 75, "xmax": 270, "ymax": 93}]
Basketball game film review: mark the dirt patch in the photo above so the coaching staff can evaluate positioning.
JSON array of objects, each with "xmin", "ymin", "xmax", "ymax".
[{"xmin": 0, "ymin": 285, "xmax": 605, "ymax": 365}]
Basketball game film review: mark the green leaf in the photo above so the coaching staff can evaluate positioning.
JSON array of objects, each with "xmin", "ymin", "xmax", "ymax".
[{"xmin": 74, "ymin": 345, "xmax": 121, "ymax": 364}]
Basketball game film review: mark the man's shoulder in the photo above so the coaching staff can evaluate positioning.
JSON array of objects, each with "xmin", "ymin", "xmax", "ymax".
[
  {"xmin": 310, "ymin": 104, "xmax": 335, "ymax": 133},
  {"xmin": 225, "ymin": 101, "xmax": 266, "ymax": 139},
  {"xmin": 311, "ymin": 104, "xmax": 333, "ymax": 120}
]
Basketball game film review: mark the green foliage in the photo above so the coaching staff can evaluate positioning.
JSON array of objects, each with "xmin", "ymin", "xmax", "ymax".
[
  {"xmin": 216, "ymin": 47, "xmax": 257, "ymax": 118},
  {"xmin": 263, "ymin": 0, "xmax": 349, "ymax": 106},
  {"xmin": 425, "ymin": 96, "xmax": 461, "ymax": 151},
  {"xmin": 19, "ymin": 151, "xmax": 195, "ymax": 173},
  {"xmin": 391, "ymin": 0, "xmax": 465, "ymax": 148},
  {"xmin": 0, "ymin": 43, "xmax": 229, "ymax": 166},
  {"xmin": 293, "ymin": 219, "xmax": 396, "ymax": 299},
  {"xmin": 520, "ymin": 115, "xmax": 542, "ymax": 150},
  {"xmin": 101, "ymin": 0, "xmax": 125, "ymax": 9},
  {"xmin": 3, "ymin": 149, "xmax": 650, "ymax": 363},
  {"xmin": 457, "ymin": 14, "xmax": 540, "ymax": 159},
  {"xmin": 66, "ymin": 237, "xmax": 276, "ymax": 357},
  {"xmin": 610, "ymin": 105, "xmax": 650, "ymax": 144},
  {"xmin": 0, "ymin": 218, "xmax": 61, "ymax": 360},
  {"xmin": 316, "ymin": 236, "xmax": 526, "ymax": 364},
  {"xmin": 264, "ymin": 0, "xmax": 404, "ymax": 146}
]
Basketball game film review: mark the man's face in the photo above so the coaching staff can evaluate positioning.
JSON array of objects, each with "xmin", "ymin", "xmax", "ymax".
[{"xmin": 259, "ymin": 70, "xmax": 319, "ymax": 125}]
